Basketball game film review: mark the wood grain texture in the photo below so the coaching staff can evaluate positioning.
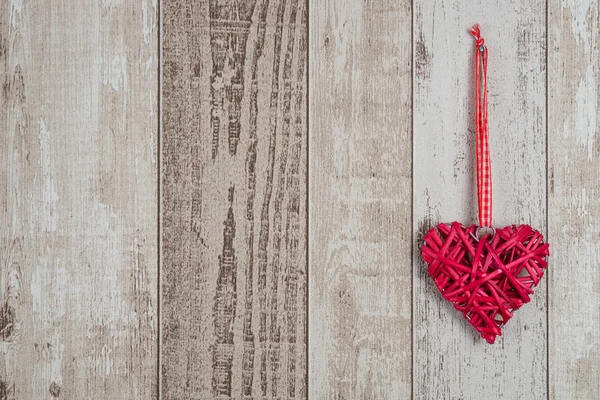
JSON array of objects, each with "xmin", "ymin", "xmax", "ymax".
[
  {"xmin": 160, "ymin": 0, "xmax": 308, "ymax": 398},
  {"xmin": 413, "ymin": 1, "xmax": 547, "ymax": 399},
  {"xmin": 0, "ymin": 0, "xmax": 158, "ymax": 399},
  {"xmin": 549, "ymin": 1, "xmax": 600, "ymax": 398},
  {"xmin": 308, "ymin": 0, "xmax": 413, "ymax": 398}
]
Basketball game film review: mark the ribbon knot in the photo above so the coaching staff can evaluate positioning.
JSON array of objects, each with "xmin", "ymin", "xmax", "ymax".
[{"xmin": 471, "ymin": 24, "xmax": 485, "ymax": 48}]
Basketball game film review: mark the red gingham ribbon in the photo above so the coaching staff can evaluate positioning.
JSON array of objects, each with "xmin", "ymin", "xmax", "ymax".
[{"xmin": 471, "ymin": 24, "xmax": 492, "ymax": 227}]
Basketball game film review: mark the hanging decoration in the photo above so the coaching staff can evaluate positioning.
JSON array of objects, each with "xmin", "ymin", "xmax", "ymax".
[{"xmin": 420, "ymin": 25, "xmax": 550, "ymax": 344}]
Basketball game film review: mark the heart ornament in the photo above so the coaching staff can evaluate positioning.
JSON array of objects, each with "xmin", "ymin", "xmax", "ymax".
[
  {"xmin": 421, "ymin": 223, "xmax": 549, "ymax": 343},
  {"xmin": 421, "ymin": 25, "xmax": 550, "ymax": 344}
]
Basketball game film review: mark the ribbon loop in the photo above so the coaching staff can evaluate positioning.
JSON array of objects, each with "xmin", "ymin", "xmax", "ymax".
[
  {"xmin": 472, "ymin": 24, "xmax": 492, "ymax": 227},
  {"xmin": 471, "ymin": 24, "xmax": 485, "ymax": 48}
]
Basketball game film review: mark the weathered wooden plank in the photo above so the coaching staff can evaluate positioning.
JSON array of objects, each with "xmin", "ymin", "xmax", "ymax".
[
  {"xmin": 0, "ymin": 0, "xmax": 158, "ymax": 399},
  {"xmin": 548, "ymin": 1, "xmax": 600, "ymax": 398},
  {"xmin": 160, "ymin": 0, "xmax": 308, "ymax": 398},
  {"xmin": 308, "ymin": 0, "xmax": 412, "ymax": 398},
  {"xmin": 413, "ymin": 2, "xmax": 547, "ymax": 399}
]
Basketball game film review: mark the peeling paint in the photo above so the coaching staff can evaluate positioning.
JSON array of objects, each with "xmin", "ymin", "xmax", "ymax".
[
  {"xmin": 142, "ymin": 0, "xmax": 154, "ymax": 45},
  {"xmin": 39, "ymin": 119, "xmax": 59, "ymax": 232},
  {"xmin": 105, "ymin": 52, "xmax": 127, "ymax": 92},
  {"xmin": 102, "ymin": 0, "xmax": 121, "ymax": 8},
  {"xmin": 575, "ymin": 64, "xmax": 597, "ymax": 160},
  {"xmin": 9, "ymin": 0, "xmax": 23, "ymax": 31},
  {"xmin": 564, "ymin": 0, "xmax": 594, "ymax": 54},
  {"xmin": 30, "ymin": 261, "xmax": 66, "ymax": 321},
  {"xmin": 103, "ymin": 49, "xmax": 129, "ymax": 134},
  {"xmin": 30, "ymin": 261, "xmax": 66, "ymax": 391}
]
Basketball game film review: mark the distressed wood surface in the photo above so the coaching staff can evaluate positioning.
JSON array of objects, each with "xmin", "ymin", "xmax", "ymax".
[
  {"xmin": 308, "ymin": 0, "xmax": 413, "ymax": 398},
  {"xmin": 160, "ymin": 0, "xmax": 308, "ymax": 398},
  {"xmin": 413, "ymin": 1, "xmax": 547, "ymax": 399},
  {"xmin": 3, "ymin": 0, "xmax": 600, "ymax": 398},
  {"xmin": 549, "ymin": 1, "xmax": 600, "ymax": 398},
  {"xmin": 0, "ymin": 0, "xmax": 158, "ymax": 399}
]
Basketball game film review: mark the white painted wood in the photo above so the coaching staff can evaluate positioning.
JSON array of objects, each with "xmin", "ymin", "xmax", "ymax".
[
  {"xmin": 309, "ymin": 0, "xmax": 413, "ymax": 398},
  {"xmin": 4, "ymin": 1, "xmax": 600, "ymax": 398},
  {"xmin": 0, "ymin": 1, "xmax": 158, "ymax": 398},
  {"xmin": 549, "ymin": 1, "xmax": 600, "ymax": 398},
  {"xmin": 413, "ymin": 1, "xmax": 547, "ymax": 399}
]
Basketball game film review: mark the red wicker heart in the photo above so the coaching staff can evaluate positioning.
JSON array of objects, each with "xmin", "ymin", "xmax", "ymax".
[{"xmin": 421, "ymin": 222, "xmax": 549, "ymax": 344}]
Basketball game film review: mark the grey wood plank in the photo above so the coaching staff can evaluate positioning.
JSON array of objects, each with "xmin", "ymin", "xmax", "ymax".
[
  {"xmin": 413, "ymin": 2, "xmax": 548, "ymax": 399},
  {"xmin": 160, "ymin": 0, "xmax": 308, "ymax": 398},
  {"xmin": 0, "ymin": 0, "xmax": 158, "ymax": 398},
  {"xmin": 308, "ymin": 0, "xmax": 413, "ymax": 398},
  {"xmin": 548, "ymin": 1, "xmax": 600, "ymax": 398}
]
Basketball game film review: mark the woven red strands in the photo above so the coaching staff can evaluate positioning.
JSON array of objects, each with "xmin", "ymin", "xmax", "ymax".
[{"xmin": 421, "ymin": 222, "xmax": 549, "ymax": 343}]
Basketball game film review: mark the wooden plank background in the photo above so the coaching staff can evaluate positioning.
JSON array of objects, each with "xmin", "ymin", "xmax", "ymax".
[
  {"xmin": 549, "ymin": 0, "xmax": 600, "ymax": 398},
  {"xmin": 0, "ymin": 0, "xmax": 598, "ymax": 399},
  {"xmin": 413, "ymin": 1, "xmax": 548, "ymax": 399},
  {"xmin": 0, "ymin": 0, "xmax": 158, "ymax": 399},
  {"xmin": 308, "ymin": 0, "xmax": 412, "ymax": 398},
  {"xmin": 161, "ymin": 1, "xmax": 308, "ymax": 398}
]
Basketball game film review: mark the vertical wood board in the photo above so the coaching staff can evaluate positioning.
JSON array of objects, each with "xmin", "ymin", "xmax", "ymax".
[
  {"xmin": 413, "ymin": 1, "xmax": 547, "ymax": 399},
  {"xmin": 160, "ymin": 0, "xmax": 308, "ymax": 398},
  {"xmin": 549, "ymin": 1, "xmax": 600, "ymax": 398},
  {"xmin": 0, "ymin": 0, "xmax": 158, "ymax": 398},
  {"xmin": 308, "ymin": 0, "xmax": 413, "ymax": 398}
]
